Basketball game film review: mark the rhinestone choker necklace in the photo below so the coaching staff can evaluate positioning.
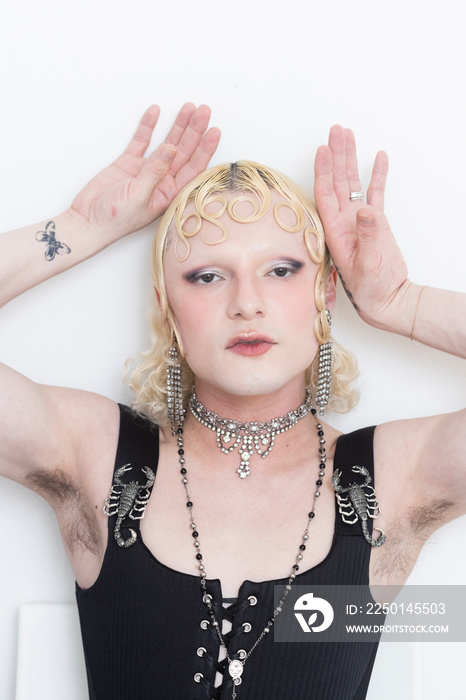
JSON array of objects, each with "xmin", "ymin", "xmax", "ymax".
[
  {"xmin": 189, "ymin": 390, "xmax": 313, "ymax": 478},
  {"xmin": 173, "ymin": 403, "xmax": 327, "ymax": 699}
]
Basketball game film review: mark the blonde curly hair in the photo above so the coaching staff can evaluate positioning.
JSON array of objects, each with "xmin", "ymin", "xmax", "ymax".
[{"xmin": 126, "ymin": 161, "xmax": 359, "ymax": 425}]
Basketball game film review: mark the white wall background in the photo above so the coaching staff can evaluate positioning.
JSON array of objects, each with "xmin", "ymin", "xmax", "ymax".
[{"xmin": 1, "ymin": 0, "xmax": 465, "ymax": 698}]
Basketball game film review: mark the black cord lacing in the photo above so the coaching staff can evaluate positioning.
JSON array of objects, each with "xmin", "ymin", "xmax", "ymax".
[{"xmin": 196, "ymin": 595, "xmax": 255, "ymax": 698}]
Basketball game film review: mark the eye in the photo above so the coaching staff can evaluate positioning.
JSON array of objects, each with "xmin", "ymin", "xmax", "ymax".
[
  {"xmin": 267, "ymin": 261, "xmax": 303, "ymax": 278},
  {"xmin": 189, "ymin": 271, "xmax": 221, "ymax": 285},
  {"xmin": 271, "ymin": 266, "xmax": 292, "ymax": 278}
]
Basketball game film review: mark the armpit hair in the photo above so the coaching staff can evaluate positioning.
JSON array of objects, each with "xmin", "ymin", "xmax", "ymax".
[
  {"xmin": 26, "ymin": 468, "xmax": 78, "ymax": 503},
  {"xmin": 372, "ymin": 498, "xmax": 455, "ymax": 581},
  {"xmin": 26, "ymin": 468, "xmax": 101, "ymax": 556},
  {"xmin": 409, "ymin": 498, "xmax": 455, "ymax": 535},
  {"xmin": 61, "ymin": 501, "xmax": 101, "ymax": 556}
]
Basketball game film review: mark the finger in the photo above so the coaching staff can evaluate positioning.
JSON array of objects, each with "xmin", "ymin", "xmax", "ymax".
[
  {"xmin": 355, "ymin": 207, "xmax": 381, "ymax": 260},
  {"xmin": 164, "ymin": 102, "xmax": 197, "ymax": 146},
  {"xmin": 173, "ymin": 126, "xmax": 221, "ymax": 189},
  {"xmin": 314, "ymin": 144, "xmax": 339, "ymax": 224},
  {"xmin": 134, "ymin": 144, "xmax": 177, "ymax": 200},
  {"xmin": 169, "ymin": 104, "xmax": 214, "ymax": 172},
  {"xmin": 367, "ymin": 151, "xmax": 389, "ymax": 210},
  {"xmin": 125, "ymin": 105, "xmax": 161, "ymax": 158},
  {"xmin": 328, "ymin": 125, "xmax": 350, "ymax": 206},
  {"xmin": 344, "ymin": 128, "xmax": 363, "ymax": 195}
]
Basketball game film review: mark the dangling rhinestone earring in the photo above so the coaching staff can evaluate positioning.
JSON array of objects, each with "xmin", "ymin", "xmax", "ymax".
[
  {"xmin": 167, "ymin": 343, "xmax": 185, "ymax": 434},
  {"xmin": 315, "ymin": 309, "xmax": 333, "ymax": 416}
]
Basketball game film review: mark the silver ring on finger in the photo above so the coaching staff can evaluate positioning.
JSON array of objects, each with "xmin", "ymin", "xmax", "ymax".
[{"xmin": 349, "ymin": 190, "xmax": 364, "ymax": 201}]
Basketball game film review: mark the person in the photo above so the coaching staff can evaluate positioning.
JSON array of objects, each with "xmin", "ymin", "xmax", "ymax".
[{"xmin": 0, "ymin": 103, "xmax": 464, "ymax": 700}]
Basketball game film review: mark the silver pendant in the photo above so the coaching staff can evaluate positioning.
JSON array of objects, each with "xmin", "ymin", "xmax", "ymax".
[{"xmin": 228, "ymin": 659, "xmax": 244, "ymax": 685}]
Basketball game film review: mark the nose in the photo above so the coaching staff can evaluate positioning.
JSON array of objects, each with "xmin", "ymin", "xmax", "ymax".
[{"xmin": 226, "ymin": 275, "xmax": 266, "ymax": 320}]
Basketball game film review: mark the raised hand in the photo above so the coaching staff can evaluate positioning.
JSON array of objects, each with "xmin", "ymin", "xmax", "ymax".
[
  {"xmin": 314, "ymin": 126, "xmax": 409, "ymax": 330},
  {"xmin": 69, "ymin": 103, "xmax": 221, "ymax": 240}
]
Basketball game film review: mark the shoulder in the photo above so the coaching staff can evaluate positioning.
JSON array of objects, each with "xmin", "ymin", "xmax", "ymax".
[
  {"xmin": 374, "ymin": 411, "xmax": 466, "ymax": 487},
  {"xmin": 22, "ymin": 389, "xmax": 120, "ymax": 506},
  {"xmin": 20, "ymin": 391, "xmax": 121, "ymax": 578},
  {"xmin": 373, "ymin": 411, "xmax": 466, "ymax": 535},
  {"xmin": 107, "ymin": 403, "xmax": 163, "ymax": 471},
  {"xmin": 334, "ymin": 425, "xmax": 376, "ymax": 456}
]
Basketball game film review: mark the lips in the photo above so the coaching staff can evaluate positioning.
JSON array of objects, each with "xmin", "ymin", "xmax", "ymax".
[{"xmin": 226, "ymin": 333, "xmax": 276, "ymax": 357}]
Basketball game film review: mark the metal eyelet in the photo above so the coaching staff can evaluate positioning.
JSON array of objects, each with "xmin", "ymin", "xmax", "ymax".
[
  {"xmin": 200, "ymin": 619, "xmax": 210, "ymax": 630},
  {"xmin": 242, "ymin": 622, "xmax": 252, "ymax": 633},
  {"xmin": 197, "ymin": 646, "xmax": 207, "ymax": 657},
  {"xmin": 237, "ymin": 649, "xmax": 247, "ymax": 660},
  {"xmin": 194, "ymin": 672, "xmax": 204, "ymax": 683},
  {"xmin": 248, "ymin": 595, "xmax": 258, "ymax": 606}
]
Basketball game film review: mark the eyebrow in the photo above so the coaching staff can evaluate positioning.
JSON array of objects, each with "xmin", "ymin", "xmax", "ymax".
[{"xmin": 279, "ymin": 259, "xmax": 305, "ymax": 269}]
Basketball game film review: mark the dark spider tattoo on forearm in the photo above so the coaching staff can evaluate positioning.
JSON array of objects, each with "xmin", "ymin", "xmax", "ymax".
[{"xmin": 35, "ymin": 221, "xmax": 71, "ymax": 261}]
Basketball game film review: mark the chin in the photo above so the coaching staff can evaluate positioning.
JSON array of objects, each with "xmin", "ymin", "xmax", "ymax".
[{"xmin": 216, "ymin": 372, "xmax": 299, "ymax": 398}]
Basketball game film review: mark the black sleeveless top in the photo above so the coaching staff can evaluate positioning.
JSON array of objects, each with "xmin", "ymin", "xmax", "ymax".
[{"xmin": 76, "ymin": 406, "xmax": 381, "ymax": 700}]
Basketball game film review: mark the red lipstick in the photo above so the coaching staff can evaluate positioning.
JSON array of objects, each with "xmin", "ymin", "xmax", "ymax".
[{"xmin": 226, "ymin": 333, "xmax": 276, "ymax": 357}]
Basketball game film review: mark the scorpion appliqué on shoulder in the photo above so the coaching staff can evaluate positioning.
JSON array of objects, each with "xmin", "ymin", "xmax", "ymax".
[
  {"xmin": 332, "ymin": 465, "xmax": 386, "ymax": 547},
  {"xmin": 103, "ymin": 464, "xmax": 155, "ymax": 548}
]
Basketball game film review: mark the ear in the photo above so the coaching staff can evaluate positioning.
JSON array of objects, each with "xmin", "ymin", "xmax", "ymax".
[
  {"xmin": 324, "ymin": 266, "xmax": 337, "ymax": 312},
  {"xmin": 154, "ymin": 286, "xmax": 162, "ymax": 309}
]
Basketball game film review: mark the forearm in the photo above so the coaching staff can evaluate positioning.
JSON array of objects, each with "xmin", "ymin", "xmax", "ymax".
[
  {"xmin": 0, "ymin": 210, "xmax": 111, "ymax": 308},
  {"xmin": 0, "ymin": 105, "xmax": 220, "ymax": 309},
  {"xmin": 373, "ymin": 281, "xmax": 466, "ymax": 359}
]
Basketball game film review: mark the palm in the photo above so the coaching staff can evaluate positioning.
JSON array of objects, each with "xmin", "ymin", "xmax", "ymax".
[
  {"xmin": 71, "ymin": 104, "xmax": 221, "ymax": 239},
  {"xmin": 314, "ymin": 126, "xmax": 408, "ymax": 322}
]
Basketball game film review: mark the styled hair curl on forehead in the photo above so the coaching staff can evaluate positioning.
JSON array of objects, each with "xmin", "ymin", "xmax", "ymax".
[{"xmin": 169, "ymin": 161, "xmax": 324, "ymax": 264}]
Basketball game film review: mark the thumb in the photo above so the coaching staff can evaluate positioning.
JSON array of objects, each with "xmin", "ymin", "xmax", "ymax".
[
  {"xmin": 135, "ymin": 145, "xmax": 177, "ymax": 200},
  {"xmin": 356, "ymin": 207, "xmax": 379, "ymax": 246}
]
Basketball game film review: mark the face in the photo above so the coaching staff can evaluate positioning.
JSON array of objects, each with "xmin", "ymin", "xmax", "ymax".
[{"xmin": 163, "ymin": 191, "xmax": 323, "ymax": 408}]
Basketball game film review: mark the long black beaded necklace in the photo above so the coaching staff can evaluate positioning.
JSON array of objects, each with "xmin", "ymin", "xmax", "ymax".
[{"xmin": 173, "ymin": 405, "xmax": 327, "ymax": 699}]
